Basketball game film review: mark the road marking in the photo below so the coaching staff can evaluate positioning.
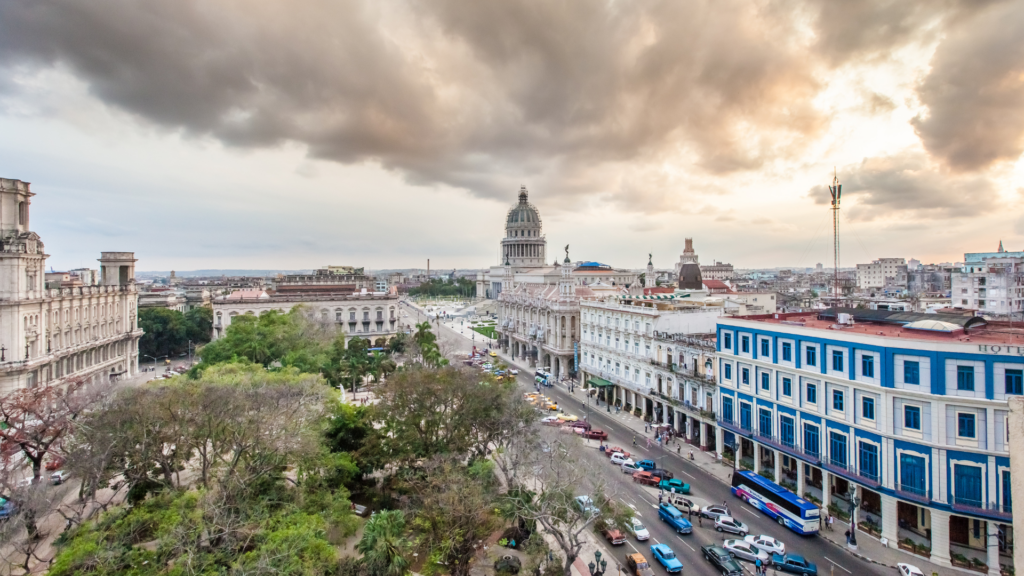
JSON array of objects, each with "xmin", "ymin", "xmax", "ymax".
[
  {"xmin": 824, "ymin": 557, "xmax": 852, "ymax": 574},
  {"xmin": 676, "ymin": 535, "xmax": 695, "ymax": 551},
  {"xmin": 627, "ymin": 541, "xmax": 638, "ymax": 552},
  {"xmin": 736, "ymin": 507, "xmax": 757, "ymax": 518},
  {"xmin": 678, "ymin": 471, "xmax": 695, "ymax": 479},
  {"xmin": 652, "ymin": 537, "xmax": 660, "ymax": 544}
]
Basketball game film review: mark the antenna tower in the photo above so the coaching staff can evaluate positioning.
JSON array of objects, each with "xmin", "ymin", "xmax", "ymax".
[{"xmin": 829, "ymin": 169, "xmax": 842, "ymax": 306}]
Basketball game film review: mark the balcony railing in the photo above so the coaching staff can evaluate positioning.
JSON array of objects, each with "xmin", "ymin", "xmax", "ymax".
[{"xmin": 895, "ymin": 483, "xmax": 930, "ymax": 504}]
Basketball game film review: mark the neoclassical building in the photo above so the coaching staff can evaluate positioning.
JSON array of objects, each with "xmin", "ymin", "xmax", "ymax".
[
  {"xmin": 490, "ymin": 187, "xmax": 637, "ymax": 378},
  {"xmin": 0, "ymin": 177, "xmax": 142, "ymax": 393}
]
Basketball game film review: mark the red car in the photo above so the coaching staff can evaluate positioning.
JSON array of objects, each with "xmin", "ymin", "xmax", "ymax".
[
  {"xmin": 604, "ymin": 528, "xmax": 627, "ymax": 545},
  {"xmin": 582, "ymin": 429, "xmax": 608, "ymax": 441},
  {"xmin": 568, "ymin": 420, "xmax": 593, "ymax": 431},
  {"xmin": 632, "ymin": 471, "xmax": 659, "ymax": 486},
  {"xmin": 605, "ymin": 446, "xmax": 626, "ymax": 457}
]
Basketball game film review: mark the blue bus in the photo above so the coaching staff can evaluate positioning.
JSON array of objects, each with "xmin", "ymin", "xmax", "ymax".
[{"xmin": 731, "ymin": 470, "xmax": 820, "ymax": 535}]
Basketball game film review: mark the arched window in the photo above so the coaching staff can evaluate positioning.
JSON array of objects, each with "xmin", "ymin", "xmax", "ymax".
[{"xmin": 18, "ymin": 201, "xmax": 26, "ymax": 225}]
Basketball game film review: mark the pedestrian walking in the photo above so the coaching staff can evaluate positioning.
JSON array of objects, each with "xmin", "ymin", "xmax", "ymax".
[
  {"xmin": 632, "ymin": 435, "xmax": 636, "ymax": 446},
  {"xmin": 646, "ymin": 438, "xmax": 652, "ymax": 449},
  {"xmin": 658, "ymin": 493, "xmax": 663, "ymax": 505},
  {"xmin": 844, "ymin": 529, "xmax": 851, "ymax": 545},
  {"xmin": 698, "ymin": 514, "xmax": 702, "ymax": 527},
  {"xmin": 755, "ymin": 558, "xmax": 762, "ymax": 575},
  {"xmin": 688, "ymin": 448, "xmax": 694, "ymax": 460}
]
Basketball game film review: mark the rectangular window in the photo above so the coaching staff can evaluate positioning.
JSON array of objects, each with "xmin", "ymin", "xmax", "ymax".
[
  {"xmin": 904, "ymin": 361, "xmax": 920, "ymax": 385},
  {"xmin": 806, "ymin": 347, "xmax": 817, "ymax": 366},
  {"xmin": 741, "ymin": 368, "xmax": 749, "ymax": 385},
  {"xmin": 760, "ymin": 339, "xmax": 770, "ymax": 357},
  {"xmin": 804, "ymin": 424, "xmax": 820, "ymax": 459},
  {"xmin": 722, "ymin": 397, "xmax": 734, "ymax": 423},
  {"xmin": 724, "ymin": 364, "xmax": 732, "ymax": 379},
  {"xmin": 862, "ymin": 355, "xmax": 874, "ymax": 378},
  {"xmin": 782, "ymin": 342, "xmax": 792, "ymax": 362},
  {"xmin": 832, "ymin": 390, "xmax": 844, "ymax": 411},
  {"xmin": 957, "ymin": 366, "xmax": 975, "ymax": 391},
  {"xmin": 807, "ymin": 383, "xmax": 817, "ymax": 404},
  {"xmin": 740, "ymin": 403, "xmax": 752, "ymax": 431},
  {"xmin": 782, "ymin": 377, "xmax": 792, "ymax": 397},
  {"xmin": 859, "ymin": 442, "xmax": 879, "ymax": 481},
  {"xmin": 832, "ymin": 350, "xmax": 844, "ymax": 372},
  {"xmin": 759, "ymin": 408, "xmax": 772, "ymax": 437},
  {"xmin": 829, "ymin": 431, "xmax": 848, "ymax": 467},
  {"xmin": 1002, "ymin": 470, "xmax": 1012, "ymax": 513},
  {"xmin": 904, "ymin": 406, "xmax": 921, "ymax": 430},
  {"xmin": 954, "ymin": 464, "xmax": 983, "ymax": 508},
  {"xmin": 1006, "ymin": 369, "xmax": 1023, "ymax": 395},
  {"xmin": 958, "ymin": 413, "xmax": 976, "ymax": 438},
  {"xmin": 780, "ymin": 415, "xmax": 795, "ymax": 447},
  {"xmin": 741, "ymin": 336, "xmax": 750, "ymax": 353},
  {"xmin": 724, "ymin": 333, "xmax": 732, "ymax": 350},
  {"xmin": 761, "ymin": 372, "xmax": 770, "ymax": 391},
  {"xmin": 899, "ymin": 453, "xmax": 926, "ymax": 496},
  {"xmin": 862, "ymin": 397, "xmax": 875, "ymax": 420}
]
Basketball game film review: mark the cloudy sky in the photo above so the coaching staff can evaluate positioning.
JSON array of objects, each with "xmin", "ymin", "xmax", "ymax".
[{"xmin": 1, "ymin": 0, "xmax": 1023, "ymax": 272}]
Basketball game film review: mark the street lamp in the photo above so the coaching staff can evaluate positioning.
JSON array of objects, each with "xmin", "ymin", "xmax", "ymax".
[
  {"xmin": 846, "ymin": 485, "xmax": 861, "ymax": 549},
  {"xmin": 587, "ymin": 551, "xmax": 607, "ymax": 576}
]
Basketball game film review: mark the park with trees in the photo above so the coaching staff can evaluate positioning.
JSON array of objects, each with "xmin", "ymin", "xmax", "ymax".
[{"xmin": 0, "ymin": 305, "xmax": 627, "ymax": 576}]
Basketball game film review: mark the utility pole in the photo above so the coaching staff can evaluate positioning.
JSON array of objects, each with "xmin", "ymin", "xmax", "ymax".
[{"xmin": 829, "ymin": 170, "xmax": 842, "ymax": 307}]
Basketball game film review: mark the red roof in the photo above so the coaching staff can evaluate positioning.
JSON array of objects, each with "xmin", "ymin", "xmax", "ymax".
[
  {"xmin": 702, "ymin": 280, "xmax": 735, "ymax": 293},
  {"xmin": 643, "ymin": 287, "xmax": 674, "ymax": 295}
]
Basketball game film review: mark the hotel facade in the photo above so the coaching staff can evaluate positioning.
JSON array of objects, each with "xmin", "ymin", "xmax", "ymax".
[{"xmin": 715, "ymin": 308, "xmax": 1016, "ymax": 575}]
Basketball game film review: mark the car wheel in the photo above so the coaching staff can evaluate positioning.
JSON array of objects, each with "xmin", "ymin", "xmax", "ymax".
[
  {"xmin": 778, "ymin": 517, "xmax": 786, "ymax": 526},
  {"xmin": 716, "ymin": 527, "xmax": 723, "ymax": 532}
]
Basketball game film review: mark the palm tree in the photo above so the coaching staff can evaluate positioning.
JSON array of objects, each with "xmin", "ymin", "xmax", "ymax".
[{"xmin": 358, "ymin": 510, "xmax": 411, "ymax": 576}]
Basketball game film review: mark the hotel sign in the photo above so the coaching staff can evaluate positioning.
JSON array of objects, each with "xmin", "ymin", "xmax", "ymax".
[{"xmin": 977, "ymin": 345, "xmax": 1024, "ymax": 355}]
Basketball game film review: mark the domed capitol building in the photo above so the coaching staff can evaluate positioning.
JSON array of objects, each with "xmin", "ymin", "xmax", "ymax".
[{"xmin": 481, "ymin": 186, "xmax": 638, "ymax": 378}]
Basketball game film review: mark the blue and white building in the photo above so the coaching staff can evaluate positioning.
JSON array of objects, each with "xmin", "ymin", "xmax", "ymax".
[{"xmin": 714, "ymin": 308, "xmax": 1016, "ymax": 575}]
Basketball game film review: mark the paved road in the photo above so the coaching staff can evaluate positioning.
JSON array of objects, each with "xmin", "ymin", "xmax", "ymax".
[{"xmin": 400, "ymin": 301, "xmax": 890, "ymax": 576}]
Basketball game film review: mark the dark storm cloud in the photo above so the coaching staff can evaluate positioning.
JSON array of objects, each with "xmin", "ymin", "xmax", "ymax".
[
  {"xmin": 912, "ymin": 0, "xmax": 1024, "ymax": 171},
  {"xmin": 812, "ymin": 151, "xmax": 996, "ymax": 220},
  {"xmin": 0, "ymin": 0, "xmax": 1018, "ymax": 204}
]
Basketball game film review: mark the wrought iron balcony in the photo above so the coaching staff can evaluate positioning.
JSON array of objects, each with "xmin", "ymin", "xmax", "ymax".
[{"xmin": 895, "ymin": 483, "xmax": 930, "ymax": 504}]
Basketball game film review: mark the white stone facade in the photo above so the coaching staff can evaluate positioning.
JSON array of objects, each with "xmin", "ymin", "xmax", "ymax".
[
  {"xmin": 953, "ymin": 254, "xmax": 1024, "ymax": 317},
  {"xmin": 212, "ymin": 292, "xmax": 400, "ymax": 343},
  {"xmin": 856, "ymin": 257, "xmax": 908, "ymax": 290},
  {"xmin": 0, "ymin": 178, "xmax": 142, "ymax": 393}
]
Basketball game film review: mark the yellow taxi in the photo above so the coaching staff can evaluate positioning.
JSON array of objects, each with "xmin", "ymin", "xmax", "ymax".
[
  {"xmin": 489, "ymin": 351, "xmax": 498, "ymax": 357},
  {"xmin": 557, "ymin": 413, "xmax": 578, "ymax": 422}
]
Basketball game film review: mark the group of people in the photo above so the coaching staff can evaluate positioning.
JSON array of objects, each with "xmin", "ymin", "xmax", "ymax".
[{"xmin": 753, "ymin": 557, "xmax": 769, "ymax": 575}]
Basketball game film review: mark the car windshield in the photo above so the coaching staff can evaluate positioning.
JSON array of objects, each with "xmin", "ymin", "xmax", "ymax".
[
  {"xmin": 636, "ymin": 562, "xmax": 648, "ymax": 569},
  {"xmin": 661, "ymin": 550, "xmax": 675, "ymax": 559},
  {"xmin": 634, "ymin": 522, "xmax": 645, "ymax": 530}
]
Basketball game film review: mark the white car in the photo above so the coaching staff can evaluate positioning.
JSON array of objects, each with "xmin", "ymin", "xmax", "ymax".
[
  {"xmin": 629, "ymin": 517, "xmax": 650, "ymax": 541},
  {"xmin": 50, "ymin": 470, "xmax": 70, "ymax": 485},
  {"xmin": 744, "ymin": 534, "xmax": 785, "ymax": 556},
  {"xmin": 722, "ymin": 539, "xmax": 769, "ymax": 563},
  {"xmin": 897, "ymin": 564, "xmax": 925, "ymax": 576},
  {"xmin": 509, "ymin": 369, "xmax": 519, "ymax": 375},
  {"xmin": 714, "ymin": 515, "xmax": 748, "ymax": 536},
  {"xmin": 610, "ymin": 453, "xmax": 633, "ymax": 466},
  {"xmin": 575, "ymin": 495, "xmax": 599, "ymax": 516},
  {"xmin": 540, "ymin": 416, "xmax": 562, "ymax": 426},
  {"xmin": 621, "ymin": 462, "xmax": 643, "ymax": 474}
]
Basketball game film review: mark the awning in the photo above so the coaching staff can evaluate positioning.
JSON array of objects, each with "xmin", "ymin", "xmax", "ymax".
[{"xmin": 588, "ymin": 377, "xmax": 614, "ymax": 388}]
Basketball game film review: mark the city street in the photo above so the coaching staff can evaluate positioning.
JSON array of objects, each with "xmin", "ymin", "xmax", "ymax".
[{"xmin": 400, "ymin": 300, "xmax": 894, "ymax": 576}]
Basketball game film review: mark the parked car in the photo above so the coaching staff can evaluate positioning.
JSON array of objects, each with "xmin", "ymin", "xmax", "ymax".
[
  {"xmin": 582, "ymin": 429, "xmax": 608, "ymax": 441},
  {"xmin": 669, "ymin": 496, "xmax": 700, "ymax": 514},
  {"xmin": 701, "ymin": 544, "xmax": 744, "ymax": 576},
  {"xmin": 657, "ymin": 503, "xmax": 692, "ymax": 534},
  {"xmin": 632, "ymin": 471, "xmax": 659, "ymax": 486},
  {"xmin": 636, "ymin": 459, "xmax": 656, "ymax": 471},
  {"xmin": 610, "ymin": 453, "xmax": 633, "ymax": 466},
  {"xmin": 50, "ymin": 470, "xmax": 70, "ymax": 485},
  {"xmin": 0, "ymin": 501, "xmax": 17, "ymax": 520},
  {"xmin": 604, "ymin": 527, "xmax": 626, "ymax": 545},
  {"xmin": 556, "ymin": 413, "xmax": 578, "ymax": 421},
  {"xmin": 649, "ymin": 543, "xmax": 683, "ymax": 573},
  {"xmin": 509, "ymin": 368, "xmax": 519, "ymax": 375},
  {"xmin": 658, "ymin": 478, "xmax": 690, "ymax": 494},
  {"xmin": 700, "ymin": 504, "xmax": 731, "ymax": 521},
  {"xmin": 568, "ymin": 420, "xmax": 593, "ymax": 431},
  {"xmin": 714, "ymin": 515, "xmax": 749, "ymax": 536},
  {"xmin": 629, "ymin": 517, "xmax": 650, "ymax": 541},
  {"xmin": 605, "ymin": 447, "xmax": 629, "ymax": 458},
  {"xmin": 624, "ymin": 553, "xmax": 655, "ymax": 576},
  {"xmin": 621, "ymin": 462, "xmax": 643, "ymax": 474},
  {"xmin": 540, "ymin": 416, "xmax": 561, "ymax": 426},
  {"xmin": 575, "ymin": 495, "xmax": 599, "ymax": 516},
  {"xmin": 745, "ymin": 534, "xmax": 785, "ymax": 556},
  {"xmin": 770, "ymin": 553, "xmax": 817, "ymax": 575},
  {"xmin": 897, "ymin": 564, "xmax": 924, "ymax": 576},
  {"xmin": 722, "ymin": 539, "xmax": 769, "ymax": 563},
  {"xmin": 648, "ymin": 468, "xmax": 674, "ymax": 481}
]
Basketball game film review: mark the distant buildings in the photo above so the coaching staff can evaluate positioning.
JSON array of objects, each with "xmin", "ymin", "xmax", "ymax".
[
  {"xmin": 701, "ymin": 260, "xmax": 735, "ymax": 280},
  {"xmin": 0, "ymin": 177, "xmax": 142, "ymax": 392},
  {"xmin": 211, "ymin": 265, "xmax": 398, "ymax": 343},
  {"xmin": 952, "ymin": 244, "xmax": 1024, "ymax": 317},
  {"xmin": 856, "ymin": 258, "xmax": 908, "ymax": 292}
]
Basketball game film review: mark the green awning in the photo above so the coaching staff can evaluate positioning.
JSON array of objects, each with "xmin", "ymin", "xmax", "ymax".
[{"xmin": 588, "ymin": 377, "xmax": 614, "ymax": 388}]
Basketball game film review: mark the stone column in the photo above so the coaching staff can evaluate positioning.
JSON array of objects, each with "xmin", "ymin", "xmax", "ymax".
[
  {"xmin": 774, "ymin": 451, "xmax": 782, "ymax": 483},
  {"xmin": 700, "ymin": 423, "xmax": 709, "ymax": 450},
  {"xmin": 752, "ymin": 440, "xmax": 761, "ymax": 474},
  {"xmin": 715, "ymin": 426, "xmax": 724, "ymax": 459},
  {"xmin": 987, "ymin": 521, "xmax": 1001, "ymax": 576},
  {"xmin": 930, "ymin": 509, "xmax": 952, "ymax": 567},
  {"xmin": 821, "ymin": 468, "xmax": 831, "ymax": 510},
  {"xmin": 797, "ymin": 463, "xmax": 806, "ymax": 498},
  {"xmin": 880, "ymin": 494, "xmax": 898, "ymax": 548}
]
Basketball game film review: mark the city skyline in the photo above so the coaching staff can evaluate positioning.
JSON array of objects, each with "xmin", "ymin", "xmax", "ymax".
[{"xmin": 2, "ymin": 0, "xmax": 1022, "ymax": 270}]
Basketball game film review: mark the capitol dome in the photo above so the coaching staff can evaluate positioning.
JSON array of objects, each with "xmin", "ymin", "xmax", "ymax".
[
  {"xmin": 506, "ymin": 186, "xmax": 542, "ymax": 229},
  {"xmin": 501, "ymin": 185, "xmax": 546, "ymax": 267}
]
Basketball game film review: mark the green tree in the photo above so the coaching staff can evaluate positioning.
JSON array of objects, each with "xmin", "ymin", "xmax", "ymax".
[
  {"xmin": 358, "ymin": 510, "xmax": 411, "ymax": 576},
  {"xmin": 184, "ymin": 305, "xmax": 213, "ymax": 344},
  {"xmin": 138, "ymin": 307, "xmax": 188, "ymax": 358}
]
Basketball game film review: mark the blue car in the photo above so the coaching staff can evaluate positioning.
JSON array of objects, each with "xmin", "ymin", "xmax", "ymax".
[
  {"xmin": 650, "ymin": 543, "xmax": 683, "ymax": 573},
  {"xmin": 771, "ymin": 553, "xmax": 817, "ymax": 575},
  {"xmin": 0, "ymin": 501, "xmax": 17, "ymax": 520},
  {"xmin": 636, "ymin": 459, "xmax": 656, "ymax": 471}
]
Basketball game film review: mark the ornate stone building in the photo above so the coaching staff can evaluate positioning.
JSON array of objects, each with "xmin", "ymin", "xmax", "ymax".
[{"xmin": 0, "ymin": 178, "xmax": 142, "ymax": 393}]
